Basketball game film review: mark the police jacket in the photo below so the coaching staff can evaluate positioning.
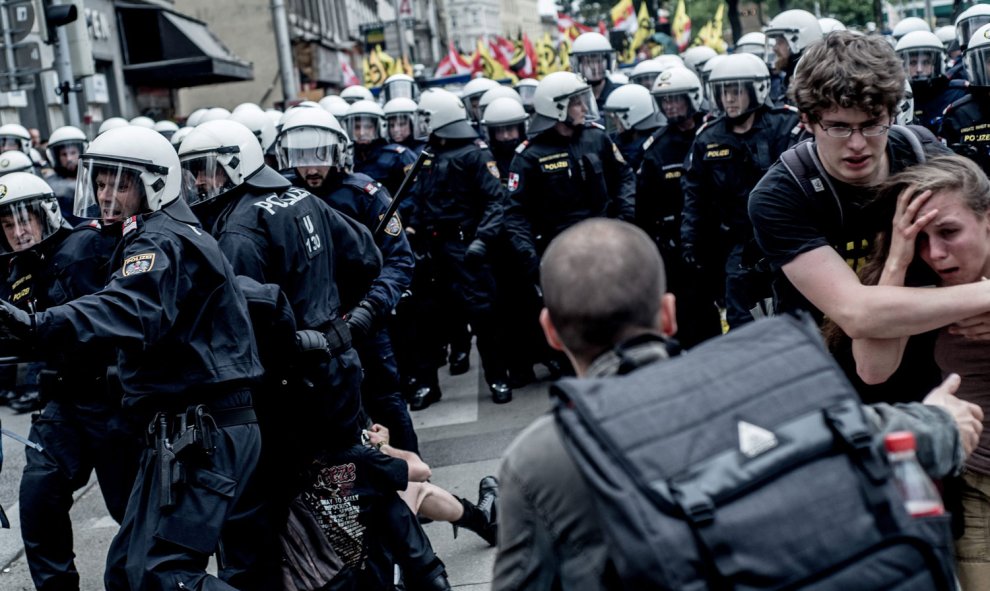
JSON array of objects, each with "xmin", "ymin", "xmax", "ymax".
[
  {"xmin": 354, "ymin": 139, "xmax": 417, "ymax": 197},
  {"xmin": 406, "ymin": 137, "xmax": 505, "ymax": 245},
  {"xmin": 681, "ymin": 106, "xmax": 802, "ymax": 250},
  {"xmin": 33, "ymin": 199, "xmax": 264, "ymax": 408},
  {"xmin": 44, "ymin": 173, "xmax": 82, "ymax": 227},
  {"xmin": 503, "ymin": 122, "xmax": 637, "ymax": 269},
  {"xmin": 292, "ymin": 171, "xmax": 414, "ymax": 319},
  {"xmin": 197, "ymin": 182, "xmax": 383, "ymax": 332},
  {"xmin": 939, "ymin": 93, "xmax": 990, "ymax": 172},
  {"xmin": 636, "ymin": 117, "xmax": 701, "ymax": 253},
  {"xmin": 613, "ymin": 128, "xmax": 654, "ymax": 172},
  {"xmin": 913, "ymin": 77, "xmax": 967, "ymax": 134}
]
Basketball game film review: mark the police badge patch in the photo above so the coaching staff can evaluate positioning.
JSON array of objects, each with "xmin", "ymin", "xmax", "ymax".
[
  {"xmin": 122, "ymin": 253, "xmax": 155, "ymax": 276},
  {"xmin": 486, "ymin": 161, "xmax": 501, "ymax": 179},
  {"xmin": 378, "ymin": 212, "xmax": 402, "ymax": 236},
  {"xmin": 507, "ymin": 172, "xmax": 519, "ymax": 191}
]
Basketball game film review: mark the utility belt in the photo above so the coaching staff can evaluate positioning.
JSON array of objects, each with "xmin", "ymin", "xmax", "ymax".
[{"xmin": 146, "ymin": 401, "xmax": 256, "ymax": 510}]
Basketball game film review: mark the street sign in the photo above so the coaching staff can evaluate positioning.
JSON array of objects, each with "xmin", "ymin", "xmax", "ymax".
[
  {"xmin": 0, "ymin": 41, "xmax": 42, "ymax": 74},
  {"xmin": 2, "ymin": 0, "xmax": 35, "ymax": 46}
]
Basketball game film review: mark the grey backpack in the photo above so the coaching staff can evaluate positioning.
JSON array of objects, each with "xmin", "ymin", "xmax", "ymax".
[{"xmin": 553, "ymin": 314, "xmax": 955, "ymax": 590}]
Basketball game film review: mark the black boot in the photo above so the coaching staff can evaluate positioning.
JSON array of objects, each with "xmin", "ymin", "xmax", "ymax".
[
  {"xmin": 448, "ymin": 350, "xmax": 470, "ymax": 375},
  {"xmin": 412, "ymin": 571, "xmax": 453, "ymax": 591},
  {"xmin": 409, "ymin": 384, "xmax": 442, "ymax": 411},
  {"xmin": 451, "ymin": 475, "xmax": 498, "ymax": 546}
]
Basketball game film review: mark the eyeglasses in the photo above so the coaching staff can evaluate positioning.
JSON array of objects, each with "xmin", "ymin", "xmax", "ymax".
[{"xmin": 819, "ymin": 123, "xmax": 890, "ymax": 138}]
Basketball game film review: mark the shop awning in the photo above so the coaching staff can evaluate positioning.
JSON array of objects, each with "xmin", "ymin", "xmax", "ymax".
[{"xmin": 116, "ymin": 3, "xmax": 253, "ymax": 88}]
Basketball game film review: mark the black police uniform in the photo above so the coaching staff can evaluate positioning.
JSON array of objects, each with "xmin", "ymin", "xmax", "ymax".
[
  {"xmin": 43, "ymin": 173, "xmax": 83, "ymax": 227},
  {"xmin": 612, "ymin": 128, "xmax": 655, "ymax": 172},
  {"xmin": 354, "ymin": 138, "xmax": 418, "ymax": 197},
  {"xmin": 504, "ymin": 121, "xmax": 637, "ymax": 278},
  {"xmin": 681, "ymin": 105, "xmax": 802, "ymax": 328},
  {"xmin": 940, "ymin": 93, "xmax": 990, "ymax": 173},
  {"xmin": 636, "ymin": 115, "xmax": 723, "ymax": 349},
  {"xmin": 912, "ymin": 77, "xmax": 968, "ymax": 134},
  {"xmin": 287, "ymin": 169, "xmax": 420, "ymax": 454},
  {"xmin": 14, "ymin": 222, "xmax": 141, "ymax": 591},
  {"xmin": 407, "ymin": 136, "xmax": 511, "ymax": 395},
  {"xmin": 14, "ymin": 197, "xmax": 268, "ymax": 591}
]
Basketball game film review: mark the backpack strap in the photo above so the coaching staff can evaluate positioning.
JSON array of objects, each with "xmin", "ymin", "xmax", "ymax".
[
  {"xmin": 889, "ymin": 124, "xmax": 932, "ymax": 165},
  {"xmin": 779, "ymin": 140, "xmax": 845, "ymax": 227}
]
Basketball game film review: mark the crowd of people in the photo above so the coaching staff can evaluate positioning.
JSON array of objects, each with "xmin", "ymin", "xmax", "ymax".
[{"xmin": 4, "ymin": 5, "xmax": 990, "ymax": 590}]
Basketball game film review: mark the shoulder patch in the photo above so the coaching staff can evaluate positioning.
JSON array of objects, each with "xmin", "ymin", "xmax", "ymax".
[
  {"xmin": 515, "ymin": 140, "xmax": 529, "ymax": 154},
  {"xmin": 87, "ymin": 220, "xmax": 101, "ymax": 229},
  {"xmin": 122, "ymin": 253, "xmax": 155, "ymax": 276},
  {"xmin": 394, "ymin": 145, "xmax": 406, "ymax": 153},
  {"xmin": 486, "ymin": 161, "xmax": 501, "ymax": 179},
  {"xmin": 589, "ymin": 121, "xmax": 606, "ymax": 130},
  {"xmin": 612, "ymin": 142, "xmax": 626, "ymax": 164},
  {"xmin": 122, "ymin": 216, "xmax": 139, "ymax": 236},
  {"xmin": 378, "ymin": 212, "xmax": 402, "ymax": 236},
  {"xmin": 507, "ymin": 172, "xmax": 520, "ymax": 191},
  {"xmin": 363, "ymin": 181, "xmax": 381, "ymax": 196},
  {"xmin": 642, "ymin": 136, "xmax": 656, "ymax": 151}
]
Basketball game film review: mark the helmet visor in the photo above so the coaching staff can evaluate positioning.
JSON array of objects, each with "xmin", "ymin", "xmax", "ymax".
[
  {"xmin": 179, "ymin": 153, "xmax": 235, "ymax": 208},
  {"xmin": 275, "ymin": 127, "xmax": 349, "ymax": 170},
  {"xmin": 75, "ymin": 160, "xmax": 147, "ymax": 225},
  {"xmin": 49, "ymin": 141, "xmax": 85, "ymax": 175},
  {"xmin": 960, "ymin": 16, "xmax": 990, "ymax": 48},
  {"xmin": 0, "ymin": 137, "xmax": 26, "ymax": 153},
  {"xmin": 387, "ymin": 113, "xmax": 417, "ymax": 144},
  {"xmin": 385, "ymin": 80, "xmax": 418, "ymax": 102},
  {"xmin": 0, "ymin": 197, "xmax": 62, "ymax": 254},
  {"xmin": 765, "ymin": 33, "xmax": 793, "ymax": 67},
  {"xmin": 517, "ymin": 85, "xmax": 537, "ymax": 105},
  {"xmin": 900, "ymin": 49, "xmax": 943, "ymax": 81},
  {"xmin": 655, "ymin": 92, "xmax": 696, "ymax": 123},
  {"xmin": 346, "ymin": 115, "xmax": 382, "ymax": 144},
  {"xmin": 572, "ymin": 53, "xmax": 612, "ymax": 83},
  {"xmin": 631, "ymin": 73, "xmax": 659, "ymax": 89},
  {"xmin": 966, "ymin": 45, "xmax": 990, "ymax": 87},
  {"xmin": 711, "ymin": 80, "xmax": 757, "ymax": 118},
  {"xmin": 559, "ymin": 88, "xmax": 599, "ymax": 125}
]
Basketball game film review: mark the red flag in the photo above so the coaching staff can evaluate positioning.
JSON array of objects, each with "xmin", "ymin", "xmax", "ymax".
[
  {"xmin": 434, "ymin": 41, "xmax": 472, "ymax": 77},
  {"xmin": 521, "ymin": 33, "xmax": 537, "ymax": 78},
  {"xmin": 598, "ymin": 20, "xmax": 608, "ymax": 35},
  {"xmin": 339, "ymin": 54, "xmax": 360, "ymax": 87},
  {"xmin": 557, "ymin": 12, "xmax": 592, "ymax": 41},
  {"xmin": 490, "ymin": 36, "xmax": 516, "ymax": 70}
]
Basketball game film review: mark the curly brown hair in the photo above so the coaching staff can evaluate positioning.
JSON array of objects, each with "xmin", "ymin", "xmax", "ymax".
[{"xmin": 789, "ymin": 31, "xmax": 905, "ymax": 122}]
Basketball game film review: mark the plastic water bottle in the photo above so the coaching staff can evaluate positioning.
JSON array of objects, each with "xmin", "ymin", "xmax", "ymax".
[{"xmin": 885, "ymin": 431, "xmax": 945, "ymax": 518}]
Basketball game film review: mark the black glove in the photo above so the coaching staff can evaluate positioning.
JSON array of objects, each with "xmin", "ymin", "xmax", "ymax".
[
  {"xmin": 465, "ymin": 238, "xmax": 488, "ymax": 264},
  {"xmin": 0, "ymin": 299, "xmax": 34, "ymax": 342},
  {"xmin": 345, "ymin": 301, "xmax": 376, "ymax": 341}
]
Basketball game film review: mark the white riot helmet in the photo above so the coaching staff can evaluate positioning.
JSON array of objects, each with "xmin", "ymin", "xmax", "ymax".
[
  {"xmin": 185, "ymin": 109, "xmax": 209, "ymax": 128},
  {"xmin": 701, "ymin": 54, "xmax": 728, "ymax": 100},
  {"xmin": 481, "ymin": 97, "xmax": 529, "ymax": 153},
  {"xmin": 957, "ymin": 4, "xmax": 990, "ymax": 50},
  {"xmin": 319, "ymin": 95, "xmax": 350, "ymax": 118},
  {"xmin": 232, "ymin": 102, "xmax": 263, "ymax": 115},
  {"xmin": 736, "ymin": 32, "xmax": 767, "ymax": 55},
  {"xmin": 200, "ymin": 107, "xmax": 232, "ymax": 124},
  {"xmin": 608, "ymin": 71, "xmax": 629, "ymax": 85},
  {"xmin": 0, "ymin": 173, "xmax": 67, "ymax": 254},
  {"xmin": 178, "ymin": 120, "xmax": 286, "ymax": 207},
  {"xmin": 630, "ymin": 59, "xmax": 667, "ymax": 89},
  {"xmin": 570, "ymin": 32, "xmax": 616, "ymax": 84},
  {"xmin": 708, "ymin": 53, "xmax": 772, "ymax": 120},
  {"xmin": 273, "ymin": 107, "xmax": 351, "ymax": 172},
  {"xmin": 603, "ymin": 83, "xmax": 663, "ymax": 132},
  {"xmin": 0, "ymin": 151, "xmax": 35, "ymax": 175},
  {"xmin": 478, "ymin": 86, "xmax": 523, "ymax": 115},
  {"xmin": 460, "ymin": 78, "xmax": 501, "ymax": 122},
  {"xmin": 896, "ymin": 79, "xmax": 915, "ymax": 126},
  {"xmin": 818, "ymin": 18, "xmax": 846, "ymax": 34},
  {"xmin": 655, "ymin": 54, "xmax": 686, "ymax": 69},
  {"xmin": 514, "ymin": 78, "xmax": 540, "ymax": 113},
  {"xmin": 97, "ymin": 117, "xmax": 129, "ymax": 136},
  {"xmin": 170, "ymin": 127, "xmax": 194, "ymax": 151},
  {"xmin": 229, "ymin": 107, "xmax": 278, "ymax": 153},
  {"xmin": 383, "ymin": 73, "xmax": 420, "ymax": 103},
  {"xmin": 965, "ymin": 23, "xmax": 990, "ymax": 88},
  {"xmin": 75, "ymin": 126, "xmax": 182, "ymax": 221},
  {"xmin": 416, "ymin": 88, "xmax": 477, "ymax": 139},
  {"xmin": 153, "ymin": 120, "xmax": 180, "ymax": 140},
  {"xmin": 530, "ymin": 71, "xmax": 599, "ymax": 134},
  {"xmin": 383, "ymin": 97, "xmax": 420, "ymax": 144},
  {"xmin": 340, "ymin": 85, "xmax": 374, "ymax": 104},
  {"xmin": 0, "ymin": 124, "xmax": 31, "ymax": 154},
  {"xmin": 46, "ymin": 126, "xmax": 88, "ymax": 177},
  {"xmin": 765, "ymin": 10, "xmax": 823, "ymax": 60},
  {"xmin": 895, "ymin": 31, "xmax": 946, "ymax": 84},
  {"xmin": 651, "ymin": 66, "xmax": 704, "ymax": 123},
  {"xmin": 265, "ymin": 108, "xmax": 283, "ymax": 127},
  {"xmin": 129, "ymin": 116, "xmax": 155, "ymax": 129},
  {"xmin": 681, "ymin": 46, "xmax": 718, "ymax": 76},
  {"xmin": 892, "ymin": 17, "xmax": 931, "ymax": 42},
  {"xmin": 344, "ymin": 99, "xmax": 385, "ymax": 144},
  {"xmin": 935, "ymin": 25, "xmax": 957, "ymax": 49}
]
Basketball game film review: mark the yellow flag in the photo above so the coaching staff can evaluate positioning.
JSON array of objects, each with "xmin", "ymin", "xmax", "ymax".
[
  {"xmin": 558, "ymin": 38, "xmax": 571, "ymax": 72},
  {"xmin": 631, "ymin": 2, "xmax": 653, "ymax": 51},
  {"xmin": 375, "ymin": 45, "xmax": 397, "ymax": 77},
  {"xmin": 672, "ymin": 0, "xmax": 691, "ymax": 51},
  {"xmin": 362, "ymin": 54, "xmax": 374, "ymax": 87},
  {"xmin": 694, "ymin": 3, "xmax": 726, "ymax": 53},
  {"xmin": 610, "ymin": 0, "xmax": 636, "ymax": 32},
  {"xmin": 365, "ymin": 50, "xmax": 387, "ymax": 87},
  {"xmin": 475, "ymin": 39, "xmax": 518, "ymax": 83}
]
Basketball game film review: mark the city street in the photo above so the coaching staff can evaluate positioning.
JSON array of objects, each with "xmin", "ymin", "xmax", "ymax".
[{"xmin": 0, "ymin": 350, "xmax": 554, "ymax": 590}]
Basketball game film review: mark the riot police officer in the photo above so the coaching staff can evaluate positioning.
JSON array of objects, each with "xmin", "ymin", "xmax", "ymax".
[
  {"xmin": 503, "ymin": 71, "xmax": 636, "ymax": 286},
  {"xmin": 640, "ymin": 66, "xmax": 723, "ymax": 348},
  {"xmin": 275, "ymin": 107, "xmax": 420, "ymax": 454},
  {"xmin": 940, "ymin": 23, "xmax": 990, "ymax": 174},
  {"xmin": 344, "ymin": 99, "xmax": 418, "ymax": 196},
  {"xmin": 460, "ymin": 77, "xmax": 501, "ymax": 127},
  {"xmin": 44, "ymin": 125, "xmax": 88, "ymax": 226},
  {"xmin": 383, "ymin": 72, "xmax": 421, "ymax": 103},
  {"xmin": 764, "ymin": 9, "xmax": 823, "ymax": 105},
  {"xmin": 950, "ymin": 4, "xmax": 990, "ymax": 81},
  {"xmin": 895, "ymin": 30, "xmax": 966, "ymax": 134},
  {"xmin": 482, "ymin": 97, "xmax": 528, "ymax": 177},
  {"xmin": 341, "ymin": 84, "xmax": 375, "ymax": 104},
  {"xmin": 407, "ymin": 88, "xmax": 513, "ymax": 405},
  {"xmin": 0, "ymin": 125, "xmax": 269, "ymax": 590},
  {"xmin": 385, "ymin": 97, "xmax": 427, "ymax": 154},
  {"xmin": 570, "ymin": 32, "xmax": 621, "ymax": 115},
  {"xmin": 602, "ymin": 83, "xmax": 665, "ymax": 170},
  {"xmin": 1, "ymin": 172, "xmax": 140, "ymax": 591},
  {"xmin": 681, "ymin": 54, "xmax": 802, "ymax": 329},
  {"xmin": 514, "ymin": 78, "xmax": 539, "ymax": 114}
]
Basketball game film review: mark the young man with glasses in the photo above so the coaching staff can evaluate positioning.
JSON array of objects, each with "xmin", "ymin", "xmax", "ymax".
[{"xmin": 748, "ymin": 31, "xmax": 962, "ymax": 403}]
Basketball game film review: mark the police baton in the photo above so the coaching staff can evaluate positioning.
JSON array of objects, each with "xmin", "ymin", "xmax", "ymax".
[{"xmin": 374, "ymin": 148, "xmax": 434, "ymax": 238}]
